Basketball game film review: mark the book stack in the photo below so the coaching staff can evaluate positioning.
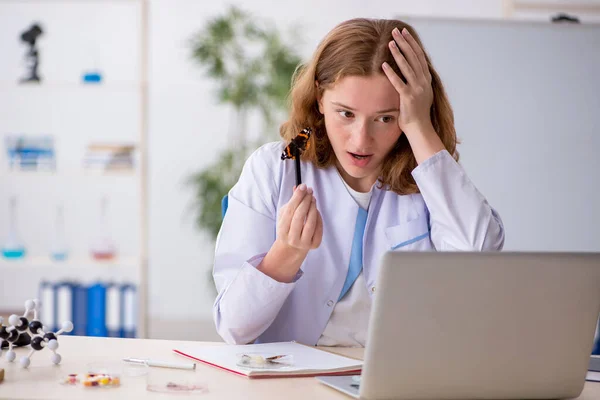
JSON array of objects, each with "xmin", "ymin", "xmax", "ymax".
[
  {"xmin": 83, "ymin": 143, "xmax": 135, "ymax": 172},
  {"xmin": 4, "ymin": 134, "xmax": 56, "ymax": 171}
]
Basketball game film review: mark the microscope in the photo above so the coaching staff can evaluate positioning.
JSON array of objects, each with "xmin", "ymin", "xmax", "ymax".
[{"xmin": 20, "ymin": 23, "xmax": 44, "ymax": 83}]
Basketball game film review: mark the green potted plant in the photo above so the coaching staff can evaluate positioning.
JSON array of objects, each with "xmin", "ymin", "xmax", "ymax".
[{"xmin": 188, "ymin": 7, "xmax": 302, "ymax": 246}]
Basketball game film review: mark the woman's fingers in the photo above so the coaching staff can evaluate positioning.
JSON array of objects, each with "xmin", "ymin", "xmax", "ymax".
[
  {"xmin": 399, "ymin": 27, "xmax": 431, "ymax": 81},
  {"xmin": 277, "ymin": 186, "xmax": 323, "ymax": 251},
  {"xmin": 300, "ymin": 196, "xmax": 318, "ymax": 245},
  {"xmin": 278, "ymin": 184, "xmax": 309, "ymax": 238},
  {"xmin": 382, "ymin": 61, "xmax": 406, "ymax": 94},
  {"xmin": 288, "ymin": 188, "xmax": 314, "ymax": 246},
  {"xmin": 311, "ymin": 209, "xmax": 324, "ymax": 249},
  {"xmin": 388, "ymin": 40, "xmax": 415, "ymax": 87},
  {"xmin": 392, "ymin": 28, "xmax": 421, "ymax": 83}
]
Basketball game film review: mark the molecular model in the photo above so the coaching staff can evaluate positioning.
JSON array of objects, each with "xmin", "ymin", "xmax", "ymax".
[{"xmin": 0, "ymin": 299, "xmax": 73, "ymax": 368}]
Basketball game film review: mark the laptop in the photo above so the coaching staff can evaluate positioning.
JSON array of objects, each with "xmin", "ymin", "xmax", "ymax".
[{"xmin": 318, "ymin": 252, "xmax": 600, "ymax": 399}]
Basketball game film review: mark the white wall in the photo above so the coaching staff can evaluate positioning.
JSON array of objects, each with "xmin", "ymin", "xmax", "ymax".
[
  {"xmin": 147, "ymin": 0, "xmax": 506, "ymax": 326},
  {"xmin": 0, "ymin": 1, "xmax": 143, "ymax": 310},
  {"xmin": 406, "ymin": 18, "xmax": 600, "ymax": 252},
  {"xmin": 6, "ymin": 0, "xmax": 596, "ymax": 340}
]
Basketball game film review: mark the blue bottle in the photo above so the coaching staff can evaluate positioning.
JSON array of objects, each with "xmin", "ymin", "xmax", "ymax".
[
  {"xmin": 87, "ymin": 282, "xmax": 108, "ymax": 337},
  {"xmin": 72, "ymin": 283, "xmax": 88, "ymax": 336}
]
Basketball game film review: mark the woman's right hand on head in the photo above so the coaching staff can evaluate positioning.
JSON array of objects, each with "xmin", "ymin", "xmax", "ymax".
[{"xmin": 277, "ymin": 183, "xmax": 323, "ymax": 252}]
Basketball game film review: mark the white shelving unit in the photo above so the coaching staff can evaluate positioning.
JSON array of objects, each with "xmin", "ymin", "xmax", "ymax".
[
  {"xmin": 503, "ymin": 0, "xmax": 600, "ymax": 21},
  {"xmin": 0, "ymin": 0, "xmax": 149, "ymax": 337},
  {"xmin": 1, "ymin": 170, "xmax": 139, "ymax": 178},
  {"xmin": 0, "ymin": 256, "xmax": 140, "ymax": 269}
]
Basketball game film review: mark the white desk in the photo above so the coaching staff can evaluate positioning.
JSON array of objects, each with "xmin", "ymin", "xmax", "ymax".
[{"xmin": 1, "ymin": 336, "xmax": 599, "ymax": 399}]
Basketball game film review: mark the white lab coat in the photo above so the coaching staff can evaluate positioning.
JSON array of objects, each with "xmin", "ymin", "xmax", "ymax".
[{"xmin": 213, "ymin": 141, "xmax": 504, "ymax": 345}]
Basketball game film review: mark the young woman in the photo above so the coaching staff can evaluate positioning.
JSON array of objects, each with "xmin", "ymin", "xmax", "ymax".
[{"xmin": 212, "ymin": 18, "xmax": 505, "ymax": 347}]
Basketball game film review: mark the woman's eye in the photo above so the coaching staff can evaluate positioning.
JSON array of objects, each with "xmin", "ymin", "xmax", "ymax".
[
  {"xmin": 337, "ymin": 110, "xmax": 354, "ymax": 119},
  {"xmin": 378, "ymin": 115, "xmax": 394, "ymax": 123}
]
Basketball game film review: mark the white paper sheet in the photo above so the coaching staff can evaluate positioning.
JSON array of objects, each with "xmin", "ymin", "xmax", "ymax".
[{"xmin": 174, "ymin": 341, "xmax": 363, "ymax": 377}]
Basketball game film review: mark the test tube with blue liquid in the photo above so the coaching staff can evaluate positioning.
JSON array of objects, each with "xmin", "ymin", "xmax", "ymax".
[{"xmin": 2, "ymin": 196, "xmax": 27, "ymax": 259}]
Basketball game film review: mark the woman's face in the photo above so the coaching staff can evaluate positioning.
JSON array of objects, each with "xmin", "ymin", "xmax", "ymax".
[{"xmin": 318, "ymin": 74, "xmax": 402, "ymax": 192}]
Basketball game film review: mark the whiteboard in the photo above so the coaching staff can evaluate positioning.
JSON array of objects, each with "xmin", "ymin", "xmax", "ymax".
[{"xmin": 405, "ymin": 18, "xmax": 600, "ymax": 251}]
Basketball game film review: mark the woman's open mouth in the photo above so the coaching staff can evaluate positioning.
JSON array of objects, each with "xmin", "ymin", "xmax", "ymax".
[
  {"xmin": 350, "ymin": 152, "xmax": 370, "ymax": 159},
  {"xmin": 347, "ymin": 152, "xmax": 373, "ymax": 167}
]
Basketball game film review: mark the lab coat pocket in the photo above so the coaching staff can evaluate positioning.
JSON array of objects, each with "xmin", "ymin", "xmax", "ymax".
[{"xmin": 385, "ymin": 216, "xmax": 430, "ymax": 250}]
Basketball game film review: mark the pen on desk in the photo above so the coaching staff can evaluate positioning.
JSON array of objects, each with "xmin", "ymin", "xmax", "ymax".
[{"xmin": 123, "ymin": 358, "xmax": 196, "ymax": 370}]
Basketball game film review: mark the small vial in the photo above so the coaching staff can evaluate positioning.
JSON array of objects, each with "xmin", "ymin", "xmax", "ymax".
[
  {"xmin": 2, "ymin": 196, "xmax": 26, "ymax": 260},
  {"xmin": 90, "ymin": 196, "xmax": 116, "ymax": 261}
]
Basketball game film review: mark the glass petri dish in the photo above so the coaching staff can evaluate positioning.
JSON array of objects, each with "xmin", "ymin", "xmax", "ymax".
[
  {"xmin": 146, "ymin": 367, "xmax": 208, "ymax": 395},
  {"xmin": 88, "ymin": 360, "xmax": 148, "ymax": 377}
]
